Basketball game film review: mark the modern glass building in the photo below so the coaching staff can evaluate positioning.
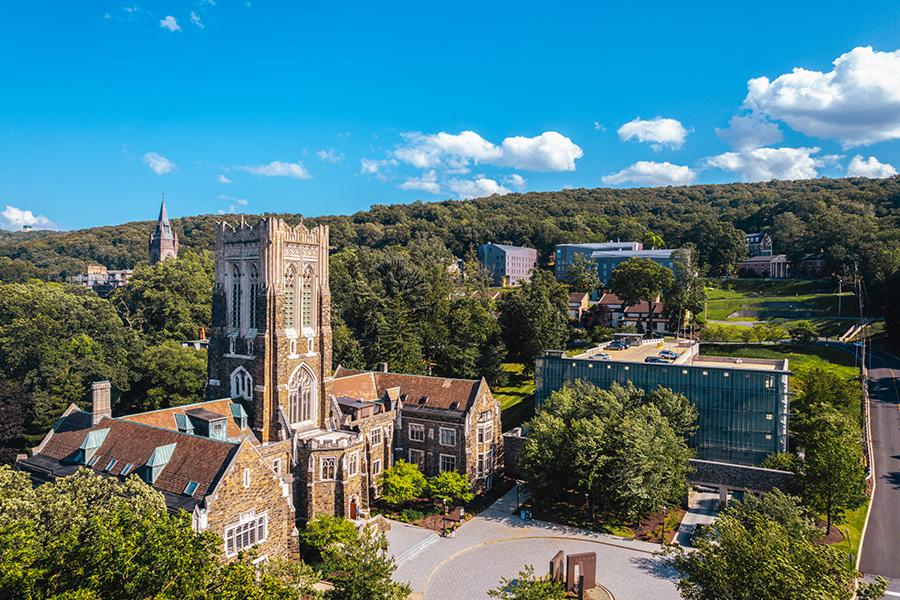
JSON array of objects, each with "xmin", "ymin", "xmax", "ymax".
[
  {"xmin": 535, "ymin": 341, "xmax": 790, "ymax": 466},
  {"xmin": 554, "ymin": 242, "xmax": 643, "ymax": 279},
  {"xmin": 591, "ymin": 249, "xmax": 679, "ymax": 285}
]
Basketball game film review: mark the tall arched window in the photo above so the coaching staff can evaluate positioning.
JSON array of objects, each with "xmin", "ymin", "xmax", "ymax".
[
  {"xmin": 284, "ymin": 264, "xmax": 296, "ymax": 330},
  {"xmin": 248, "ymin": 264, "xmax": 259, "ymax": 330},
  {"xmin": 230, "ymin": 264, "xmax": 242, "ymax": 330},
  {"xmin": 230, "ymin": 366, "xmax": 252, "ymax": 400},
  {"xmin": 288, "ymin": 364, "xmax": 316, "ymax": 425},
  {"xmin": 301, "ymin": 264, "xmax": 315, "ymax": 331}
]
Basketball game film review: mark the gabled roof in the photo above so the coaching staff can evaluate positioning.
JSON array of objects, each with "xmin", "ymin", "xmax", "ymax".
[
  {"xmin": 19, "ymin": 411, "xmax": 240, "ymax": 511},
  {"xmin": 568, "ymin": 292, "xmax": 589, "ymax": 303},
  {"xmin": 332, "ymin": 367, "xmax": 485, "ymax": 413},
  {"xmin": 598, "ymin": 293, "xmax": 663, "ymax": 314}
]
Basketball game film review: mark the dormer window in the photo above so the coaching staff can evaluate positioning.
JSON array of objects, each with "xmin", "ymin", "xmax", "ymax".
[
  {"xmin": 184, "ymin": 481, "xmax": 199, "ymax": 496},
  {"xmin": 121, "ymin": 463, "xmax": 134, "ymax": 476},
  {"xmin": 104, "ymin": 458, "xmax": 118, "ymax": 472}
]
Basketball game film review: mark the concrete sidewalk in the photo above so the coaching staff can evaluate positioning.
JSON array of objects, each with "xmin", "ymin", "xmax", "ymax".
[{"xmin": 674, "ymin": 491, "xmax": 720, "ymax": 548}]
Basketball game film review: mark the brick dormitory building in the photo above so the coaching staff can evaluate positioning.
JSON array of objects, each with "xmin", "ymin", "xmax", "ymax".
[{"xmin": 18, "ymin": 216, "xmax": 502, "ymax": 561}]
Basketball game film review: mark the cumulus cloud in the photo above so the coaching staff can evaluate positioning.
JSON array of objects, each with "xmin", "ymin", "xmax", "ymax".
[
  {"xmin": 1, "ymin": 205, "xmax": 56, "ymax": 230},
  {"xmin": 617, "ymin": 117, "xmax": 688, "ymax": 150},
  {"xmin": 504, "ymin": 173, "xmax": 527, "ymax": 190},
  {"xmin": 159, "ymin": 15, "xmax": 181, "ymax": 32},
  {"xmin": 399, "ymin": 170, "xmax": 441, "ymax": 194},
  {"xmin": 217, "ymin": 174, "xmax": 232, "ymax": 184},
  {"xmin": 847, "ymin": 155, "xmax": 897, "ymax": 178},
  {"xmin": 447, "ymin": 177, "xmax": 511, "ymax": 199},
  {"xmin": 716, "ymin": 114, "xmax": 783, "ymax": 150},
  {"xmin": 316, "ymin": 148, "xmax": 345, "ymax": 163},
  {"xmin": 393, "ymin": 130, "xmax": 583, "ymax": 172},
  {"xmin": 360, "ymin": 158, "xmax": 397, "ymax": 179},
  {"xmin": 143, "ymin": 152, "xmax": 176, "ymax": 175},
  {"xmin": 190, "ymin": 11, "xmax": 203, "ymax": 28},
  {"xmin": 602, "ymin": 161, "xmax": 696, "ymax": 186},
  {"xmin": 237, "ymin": 161, "xmax": 310, "ymax": 179},
  {"xmin": 744, "ymin": 47, "xmax": 900, "ymax": 147},
  {"xmin": 705, "ymin": 147, "xmax": 824, "ymax": 182}
]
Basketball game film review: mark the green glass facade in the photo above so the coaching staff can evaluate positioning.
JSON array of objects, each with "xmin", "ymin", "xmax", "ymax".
[{"xmin": 535, "ymin": 355, "xmax": 790, "ymax": 465}]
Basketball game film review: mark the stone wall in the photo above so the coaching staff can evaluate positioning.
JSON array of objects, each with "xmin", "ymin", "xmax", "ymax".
[
  {"xmin": 688, "ymin": 458, "xmax": 795, "ymax": 492},
  {"xmin": 204, "ymin": 441, "xmax": 297, "ymax": 561},
  {"xmin": 501, "ymin": 428, "xmax": 527, "ymax": 480}
]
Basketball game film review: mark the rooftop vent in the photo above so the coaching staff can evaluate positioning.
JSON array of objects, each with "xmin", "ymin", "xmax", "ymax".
[
  {"xmin": 449, "ymin": 401, "xmax": 459, "ymax": 410},
  {"xmin": 174, "ymin": 413, "xmax": 195, "ymax": 435},
  {"xmin": 418, "ymin": 396, "xmax": 428, "ymax": 405}
]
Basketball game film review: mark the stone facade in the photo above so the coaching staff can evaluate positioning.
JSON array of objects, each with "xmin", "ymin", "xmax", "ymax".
[
  {"xmin": 149, "ymin": 198, "xmax": 179, "ymax": 264},
  {"xmin": 203, "ymin": 441, "xmax": 298, "ymax": 561}
]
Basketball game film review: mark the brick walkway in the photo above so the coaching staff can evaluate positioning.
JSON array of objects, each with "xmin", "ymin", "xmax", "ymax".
[{"xmin": 388, "ymin": 486, "xmax": 680, "ymax": 600}]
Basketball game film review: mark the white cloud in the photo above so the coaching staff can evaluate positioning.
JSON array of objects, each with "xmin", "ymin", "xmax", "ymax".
[
  {"xmin": 159, "ymin": 16, "xmax": 181, "ymax": 32},
  {"xmin": 360, "ymin": 157, "xmax": 397, "ymax": 175},
  {"xmin": 504, "ymin": 173, "xmax": 527, "ymax": 190},
  {"xmin": 217, "ymin": 174, "xmax": 232, "ymax": 184},
  {"xmin": 143, "ymin": 152, "xmax": 176, "ymax": 175},
  {"xmin": 237, "ymin": 161, "xmax": 310, "ymax": 179},
  {"xmin": 218, "ymin": 194, "xmax": 249, "ymax": 214},
  {"xmin": 447, "ymin": 177, "xmax": 511, "ymax": 199},
  {"xmin": 1, "ymin": 205, "xmax": 56, "ymax": 230},
  {"xmin": 744, "ymin": 47, "xmax": 900, "ymax": 147},
  {"xmin": 190, "ymin": 11, "xmax": 203, "ymax": 28},
  {"xmin": 847, "ymin": 155, "xmax": 897, "ymax": 178},
  {"xmin": 617, "ymin": 117, "xmax": 688, "ymax": 150},
  {"xmin": 393, "ymin": 130, "xmax": 583, "ymax": 172},
  {"xmin": 705, "ymin": 147, "xmax": 824, "ymax": 182},
  {"xmin": 317, "ymin": 148, "xmax": 345, "ymax": 163},
  {"xmin": 716, "ymin": 114, "xmax": 783, "ymax": 150},
  {"xmin": 399, "ymin": 170, "xmax": 441, "ymax": 194},
  {"xmin": 593, "ymin": 121, "xmax": 605, "ymax": 131},
  {"xmin": 602, "ymin": 161, "xmax": 696, "ymax": 186}
]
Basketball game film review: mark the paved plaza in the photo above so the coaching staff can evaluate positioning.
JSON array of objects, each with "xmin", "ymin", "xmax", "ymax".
[{"xmin": 388, "ymin": 487, "xmax": 680, "ymax": 600}]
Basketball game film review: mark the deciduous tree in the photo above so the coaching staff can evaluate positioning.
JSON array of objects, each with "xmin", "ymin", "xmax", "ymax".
[{"xmin": 608, "ymin": 258, "xmax": 674, "ymax": 337}]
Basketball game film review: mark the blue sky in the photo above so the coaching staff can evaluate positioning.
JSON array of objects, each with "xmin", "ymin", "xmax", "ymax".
[{"xmin": 1, "ymin": 1, "xmax": 899, "ymax": 230}]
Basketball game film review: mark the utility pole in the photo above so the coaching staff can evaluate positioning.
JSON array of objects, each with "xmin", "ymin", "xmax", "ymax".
[{"xmin": 837, "ymin": 277, "xmax": 842, "ymax": 317}]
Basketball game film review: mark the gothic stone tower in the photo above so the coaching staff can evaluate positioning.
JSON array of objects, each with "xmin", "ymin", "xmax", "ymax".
[
  {"xmin": 149, "ymin": 198, "xmax": 179, "ymax": 264},
  {"xmin": 206, "ymin": 217, "xmax": 333, "ymax": 443}
]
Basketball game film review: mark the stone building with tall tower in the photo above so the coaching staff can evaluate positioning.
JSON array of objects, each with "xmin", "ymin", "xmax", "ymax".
[{"xmin": 149, "ymin": 197, "xmax": 179, "ymax": 264}]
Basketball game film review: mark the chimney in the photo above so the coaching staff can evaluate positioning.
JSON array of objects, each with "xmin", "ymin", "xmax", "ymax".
[
  {"xmin": 91, "ymin": 381, "xmax": 112, "ymax": 425},
  {"xmin": 379, "ymin": 362, "xmax": 389, "ymax": 373}
]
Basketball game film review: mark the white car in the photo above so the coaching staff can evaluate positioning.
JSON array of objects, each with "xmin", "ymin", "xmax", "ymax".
[
  {"xmin": 659, "ymin": 349, "xmax": 679, "ymax": 360},
  {"xmin": 592, "ymin": 353, "xmax": 612, "ymax": 361}
]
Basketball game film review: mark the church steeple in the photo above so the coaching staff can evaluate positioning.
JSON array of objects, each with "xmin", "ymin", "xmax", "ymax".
[{"xmin": 149, "ymin": 194, "xmax": 179, "ymax": 264}]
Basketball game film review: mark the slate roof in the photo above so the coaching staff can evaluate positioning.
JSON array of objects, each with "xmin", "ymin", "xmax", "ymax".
[
  {"xmin": 332, "ymin": 367, "xmax": 484, "ymax": 413},
  {"xmin": 19, "ymin": 410, "xmax": 239, "ymax": 513}
]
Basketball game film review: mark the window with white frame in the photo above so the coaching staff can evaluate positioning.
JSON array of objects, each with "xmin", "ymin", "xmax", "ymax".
[
  {"xmin": 369, "ymin": 427, "xmax": 383, "ymax": 445},
  {"xmin": 230, "ymin": 367, "xmax": 253, "ymax": 400},
  {"xmin": 242, "ymin": 468, "xmax": 251, "ymax": 488},
  {"xmin": 347, "ymin": 452, "xmax": 359, "ymax": 477},
  {"xmin": 224, "ymin": 512, "xmax": 268, "ymax": 557},
  {"xmin": 272, "ymin": 458, "xmax": 282, "ymax": 476},
  {"xmin": 372, "ymin": 458, "xmax": 382, "ymax": 475},
  {"xmin": 439, "ymin": 454, "xmax": 457, "ymax": 473},
  {"xmin": 477, "ymin": 448, "xmax": 494, "ymax": 478},
  {"xmin": 477, "ymin": 423, "xmax": 493, "ymax": 444},
  {"xmin": 408, "ymin": 449, "xmax": 424, "ymax": 468},
  {"xmin": 439, "ymin": 427, "xmax": 456, "ymax": 447},
  {"xmin": 408, "ymin": 423, "xmax": 425, "ymax": 442},
  {"xmin": 320, "ymin": 457, "xmax": 336, "ymax": 480}
]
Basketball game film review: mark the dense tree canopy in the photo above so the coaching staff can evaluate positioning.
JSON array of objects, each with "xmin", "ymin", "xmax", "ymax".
[
  {"xmin": 522, "ymin": 381, "xmax": 694, "ymax": 521},
  {"xmin": 498, "ymin": 269, "xmax": 569, "ymax": 369},
  {"xmin": 665, "ymin": 490, "xmax": 885, "ymax": 600}
]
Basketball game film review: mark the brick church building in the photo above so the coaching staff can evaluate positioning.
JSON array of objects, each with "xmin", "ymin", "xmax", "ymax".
[{"xmin": 19, "ymin": 217, "xmax": 502, "ymax": 561}]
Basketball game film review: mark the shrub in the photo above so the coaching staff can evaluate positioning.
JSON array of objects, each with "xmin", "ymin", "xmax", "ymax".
[{"xmin": 378, "ymin": 460, "xmax": 428, "ymax": 506}]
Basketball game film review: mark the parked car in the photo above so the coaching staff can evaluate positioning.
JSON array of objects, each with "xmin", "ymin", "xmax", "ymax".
[
  {"xmin": 608, "ymin": 341, "xmax": 627, "ymax": 350},
  {"xmin": 592, "ymin": 353, "xmax": 611, "ymax": 361},
  {"xmin": 659, "ymin": 349, "xmax": 679, "ymax": 360},
  {"xmin": 645, "ymin": 356, "xmax": 667, "ymax": 363}
]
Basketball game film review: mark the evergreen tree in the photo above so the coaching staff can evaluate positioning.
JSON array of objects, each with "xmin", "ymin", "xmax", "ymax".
[
  {"xmin": 376, "ymin": 294, "xmax": 424, "ymax": 374},
  {"xmin": 498, "ymin": 269, "xmax": 568, "ymax": 371}
]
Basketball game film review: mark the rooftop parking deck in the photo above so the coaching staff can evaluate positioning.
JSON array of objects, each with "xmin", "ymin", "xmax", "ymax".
[{"xmin": 574, "ymin": 339, "xmax": 788, "ymax": 372}]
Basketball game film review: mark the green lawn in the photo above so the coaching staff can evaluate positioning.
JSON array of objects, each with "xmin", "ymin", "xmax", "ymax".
[
  {"xmin": 704, "ymin": 278, "xmax": 857, "ymax": 337},
  {"xmin": 839, "ymin": 498, "xmax": 869, "ymax": 566},
  {"xmin": 494, "ymin": 363, "xmax": 535, "ymax": 431}
]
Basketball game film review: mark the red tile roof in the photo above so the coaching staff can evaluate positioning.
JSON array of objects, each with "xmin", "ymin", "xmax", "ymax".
[
  {"xmin": 332, "ymin": 367, "xmax": 485, "ymax": 412},
  {"xmin": 120, "ymin": 398, "xmax": 251, "ymax": 441}
]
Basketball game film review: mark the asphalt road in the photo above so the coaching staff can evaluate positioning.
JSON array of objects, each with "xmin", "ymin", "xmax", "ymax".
[{"xmin": 858, "ymin": 342, "xmax": 900, "ymax": 590}]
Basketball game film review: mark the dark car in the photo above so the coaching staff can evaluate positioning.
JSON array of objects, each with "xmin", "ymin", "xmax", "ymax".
[
  {"xmin": 608, "ymin": 341, "xmax": 627, "ymax": 350},
  {"xmin": 644, "ymin": 356, "xmax": 667, "ymax": 363}
]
